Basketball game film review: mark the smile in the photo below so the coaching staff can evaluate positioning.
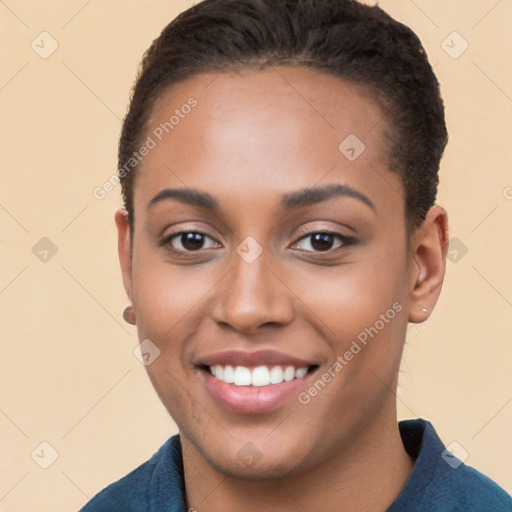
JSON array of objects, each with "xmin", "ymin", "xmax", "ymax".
[{"xmin": 196, "ymin": 350, "xmax": 320, "ymax": 414}]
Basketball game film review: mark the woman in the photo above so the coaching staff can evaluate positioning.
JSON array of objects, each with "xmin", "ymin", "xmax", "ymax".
[{"xmin": 80, "ymin": 0, "xmax": 512, "ymax": 510}]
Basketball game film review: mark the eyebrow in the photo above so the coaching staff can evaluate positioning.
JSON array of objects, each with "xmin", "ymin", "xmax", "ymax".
[
  {"xmin": 148, "ymin": 183, "xmax": 376, "ymax": 213},
  {"xmin": 281, "ymin": 183, "xmax": 376, "ymax": 212}
]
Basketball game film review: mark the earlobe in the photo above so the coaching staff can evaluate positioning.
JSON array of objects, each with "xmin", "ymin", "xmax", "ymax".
[
  {"xmin": 408, "ymin": 206, "xmax": 449, "ymax": 323},
  {"xmin": 114, "ymin": 208, "xmax": 133, "ymax": 302}
]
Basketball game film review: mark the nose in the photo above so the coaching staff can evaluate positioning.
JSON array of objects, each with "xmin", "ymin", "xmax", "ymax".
[{"xmin": 210, "ymin": 252, "xmax": 295, "ymax": 334}]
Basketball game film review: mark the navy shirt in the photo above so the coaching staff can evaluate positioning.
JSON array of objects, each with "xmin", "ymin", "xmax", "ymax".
[{"xmin": 80, "ymin": 418, "xmax": 512, "ymax": 511}]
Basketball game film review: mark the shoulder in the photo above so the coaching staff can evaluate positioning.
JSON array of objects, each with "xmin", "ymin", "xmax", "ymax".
[
  {"xmin": 440, "ymin": 463, "xmax": 512, "ymax": 511},
  {"xmin": 78, "ymin": 436, "xmax": 179, "ymax": 512},
  {"xmin": 392, "ymin": 419, "xmax": 512, "ymax": 512}
]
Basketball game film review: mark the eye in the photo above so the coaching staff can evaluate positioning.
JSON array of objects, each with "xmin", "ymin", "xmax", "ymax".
[
  {"xmin": 161, "ymin": 231, "xmax": 221, "ymax": 253},
  {"xmin": 292, "ymin": 231, "xmax": 354, "ymax": 253}
]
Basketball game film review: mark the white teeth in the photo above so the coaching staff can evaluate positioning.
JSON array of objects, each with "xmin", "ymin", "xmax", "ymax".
[
  {"xmin": 251, "ymin": 366, "xmax": 270, "ymax": 386},
  {"xmin": 295, "ymin": 367, "xmax": 308, "ymax": 379},
  {"xmin": 214, "ymin": 365, "xmax": 223, "ymax": 380},
  {"xmin": 269, "ymin": 366, "xmax": 284, "ymax": 384},
  {"xmin": 223, "ymin": 365, "xmax": 235, "ymax": 384},
  {"xmin": 233, "ymin": 366, "xmax": 252, "ymax": 386},
  {"xmin": 283, "ymin": 366, "xmax": 295, "ymax": 381},
  {"xmin": 209, "ymin": 365, "xmax": 309, "ymax": 386}
]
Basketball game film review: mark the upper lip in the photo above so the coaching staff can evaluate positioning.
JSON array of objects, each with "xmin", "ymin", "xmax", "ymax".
[{"xmin": 197, "ymin": 350, "xmax": 317, "ymax": 369}]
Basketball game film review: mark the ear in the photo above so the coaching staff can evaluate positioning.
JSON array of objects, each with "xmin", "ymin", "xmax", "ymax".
[
  {"xmin": 408, "ymin": 205, "xmax": 449, "ymax": 323},
  {"xmin": 115, "ymin": 208, "xmax": 133, "ymax": 302}
]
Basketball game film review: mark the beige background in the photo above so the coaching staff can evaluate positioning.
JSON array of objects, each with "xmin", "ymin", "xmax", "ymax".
[{"xmin": 1, "ymin": 0, "xmax": 511, "ymax": 510}]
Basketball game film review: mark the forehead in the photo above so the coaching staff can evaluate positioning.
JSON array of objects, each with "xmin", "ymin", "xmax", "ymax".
[{"xmin": 134, "ymin": 66, "xmax": 403, "ymax": 218}]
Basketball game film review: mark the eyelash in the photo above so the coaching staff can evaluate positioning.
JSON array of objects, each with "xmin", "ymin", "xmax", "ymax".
[{"xmin": 159, "ymin": 230, "xmax": 356, "ymax": 255}]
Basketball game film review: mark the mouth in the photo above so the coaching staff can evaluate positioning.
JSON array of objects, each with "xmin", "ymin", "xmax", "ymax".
[{"xmin": 196, "ymin": 350, "xmax": 320, "ymax": 414}]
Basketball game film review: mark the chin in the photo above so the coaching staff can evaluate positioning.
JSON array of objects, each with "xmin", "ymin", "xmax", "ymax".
[
  {"xmin": 187, "ymin": 428, "xmax": 318, "ymax": 481},
  {"xmin": 206, "ymin": 448, "xmax": 310, "ymax": 481}
]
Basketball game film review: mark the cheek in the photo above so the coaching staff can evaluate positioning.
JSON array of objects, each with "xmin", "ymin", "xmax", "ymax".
[
  {"xmin": 297, "ymin": 261, "xmax": 408, "ymax": 440},
  {"xmin": 144, "ymin": 362, "xmax": 204, "ymax": 433},
  {"xmin": 304, "ymin": 248, "xmax": 407, "ymax": 343},
  {"xmin": 132, "ymin": 246, "xmax": 212, "ymax": 335}
]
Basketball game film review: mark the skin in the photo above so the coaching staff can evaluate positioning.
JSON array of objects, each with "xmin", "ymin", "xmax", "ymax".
[{"xmin": 115, "ymin": 66, "xmax": 449, "ymax": 512}]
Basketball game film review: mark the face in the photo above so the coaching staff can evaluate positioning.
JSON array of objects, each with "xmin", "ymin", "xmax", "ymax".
[{"xmin": 116, "ymin": 67, "xmax": 439, "ymax": 479}]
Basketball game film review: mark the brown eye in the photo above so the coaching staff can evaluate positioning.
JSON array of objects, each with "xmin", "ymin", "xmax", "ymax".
[
  {"xmin": 293, "ymin": 232, "xmax": 354, "ymax": 253},
  {"xmin": 162, "ymin": 231, "xmax": 221, "ymax": 253}
]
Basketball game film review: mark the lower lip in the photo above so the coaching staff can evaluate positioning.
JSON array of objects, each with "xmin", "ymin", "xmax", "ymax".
[{"xmin": 200, "ymin": 369, "xmax": 313, "ymax": 414}]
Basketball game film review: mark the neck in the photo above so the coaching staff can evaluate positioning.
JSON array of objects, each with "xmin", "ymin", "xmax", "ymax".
[{"xmin": 181, "ymin": 409, "xmax": 415, "ymax": 512}]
